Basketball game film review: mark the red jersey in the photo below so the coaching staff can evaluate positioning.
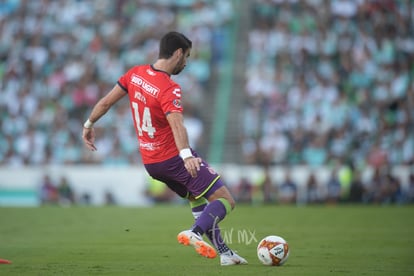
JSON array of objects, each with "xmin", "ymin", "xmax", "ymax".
[{"xmin": 117, "ymin": 64, "xmax": 183, "ymax": 164}]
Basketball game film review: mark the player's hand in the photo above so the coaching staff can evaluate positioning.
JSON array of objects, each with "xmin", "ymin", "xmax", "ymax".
[
  {"xmin": 184, "ymin": 157, "xmax": 202, "ymax": 178},
  {"xmin": 82, "ymin": 127, "xmax": 97, "ymax": 151}
]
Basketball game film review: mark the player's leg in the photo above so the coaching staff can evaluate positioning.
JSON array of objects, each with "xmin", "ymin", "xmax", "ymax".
[
  {"xmin": 190, "ymin": 184, "xmax": 234, "ymax": 237},
  {"xmin": 176, "ymin": 176, "xmax": 247, "ymax": 264},
  {"xmin": 188, "ymin": 196, "xmax": 247, "ymax": 265},
  {"xmin": 177, "ymin": 151, "xmax": 247, "ymax": 263},
  {"xmin": 145, "ymin": 155, "xmax": 246, "ymax": 263},
  {"xmin": 150, "ymin": 178, "xmax": 218, "ymax": 259},
  {"xmin": 193, "ymin": 184, "xmax": 247, "ymax": 264},
  {"xmin": 189, "ymin": 197, "xmax": 230, "ymax": 253}
]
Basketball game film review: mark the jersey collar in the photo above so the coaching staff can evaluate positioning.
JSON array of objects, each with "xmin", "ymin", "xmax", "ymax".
[{"xmin": 150, "ymin": 64, "xmax": 170, "ymax": 76}]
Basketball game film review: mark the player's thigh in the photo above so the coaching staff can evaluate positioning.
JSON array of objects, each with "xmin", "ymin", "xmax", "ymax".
[
  {"xmin": 164, "ymin": 180, "xmax": 189, "ymax": 198},
  {"xmin": 206, "ymin": 186, "xmax": 235, "ymax": 209}
]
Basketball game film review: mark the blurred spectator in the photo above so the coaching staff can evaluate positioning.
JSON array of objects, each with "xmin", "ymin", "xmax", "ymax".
[
  {"xmin": 338, "ymin": 163, "xmax": 353, "ymax": 201},
  {"xmin": 363, "ymin": 168, "xmax": 384, "ymax": 203},
  {"xmin": 39, "ymin": 174, "xmax": 58, "ymax": 205},
  {"xmin": 306, "ymin": 172, "xmax": 320, "ymax": 204},
  {"xmin": 367, "ymin": 141, "xmax": 388, "ymax": 169},
  {"xmin": 251, "ymin": 166, "xmax": 276, "ymax": 204},
  {"xmin": 57, "ymin": 176, "xmax": 75, "ymax": 205},
  {"xmin": 79, "ymin": 193, "xmax": 92, "ymax": 206},
  {"xmin": 325, "ymin": 169, "xmax": 342, "ymax": 204},
  {"xmin": 262, "ymin": 166, "xmax": 275, "ymax": 203},
  {"xmin": 362, "ymin": 167, "xmax": 404, "ymax": 204},
  {"xmin": 277, "ymin": 169, "xmax": 297, "ymax": 205},
  {"xmin": 104, "ymin": 191, "xmax": 117, "ymax": 205},
  {"xmin": 386, "ymin": 173, "xmax": 404, "ymax": 204},
  {"xmin": 183, "ymin": 106, "xmax": 204, "ymax": 155},
  {"xmin": 348, "ymin": 171, "xmax": 365, "ymax": 203},
  {"xmin": 234, "ymin": 177, "xmax": 253, "ymax": 204}
]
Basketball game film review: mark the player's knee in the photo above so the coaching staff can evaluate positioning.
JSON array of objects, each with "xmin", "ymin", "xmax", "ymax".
[{"xmin": 215, "ymin": 197, "xmax": 235, "ymax": 215}]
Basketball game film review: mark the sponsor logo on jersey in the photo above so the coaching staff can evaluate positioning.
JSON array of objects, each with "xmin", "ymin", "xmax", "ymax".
[
  {"xmin": 146, "ymin": 69, "xmax": 156, "ymax": 76},
  {"xmin": 172, "ymin": 88, "xmax": 181, "ymax": 97},
  {"xmin": 173, "ymin": 99, "xmax": 181, "ymax": 108},
  {"xmin": 139, "ymin": 141, "xmax": 159, "ymax": 151},
  {"xmin": 131, "ymin": 74, "xmax": 159, "ymax": 97}
]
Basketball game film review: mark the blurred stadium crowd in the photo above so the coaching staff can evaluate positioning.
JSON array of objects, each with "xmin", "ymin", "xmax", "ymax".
[
  {"xmin": 1, "ymin": 0, "xmax": 412, "ymax": 168},
  {"xmin": 242, "ymin": 0, "xmax": 413, "ymax": 168},
  {"xmin": 0, "ymin": 0, "xmax": 413, "ymax": 205},
  {"xmin": 0, "ymin": 0, "xmax": 232, "ymax": 165},
  {"xmin": 230, "ymin": 166, "xmax": 414, "ymax": 205}
]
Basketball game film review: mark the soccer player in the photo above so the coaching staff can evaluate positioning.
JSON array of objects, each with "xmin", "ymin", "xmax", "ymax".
[{"xmin": 82, "ymin": 31, "xmax": 247, "ymax": 266}]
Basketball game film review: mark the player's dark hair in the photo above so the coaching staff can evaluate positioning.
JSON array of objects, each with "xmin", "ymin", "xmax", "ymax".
[{"xmin": 158, "ymin": 31, "xmax": 192, "ymax": 59}]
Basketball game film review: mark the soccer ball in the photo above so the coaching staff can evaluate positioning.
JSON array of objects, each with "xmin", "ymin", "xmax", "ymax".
[{"xmin": 257, "ymin": 235, "xmax": 289, "ymax": 266}]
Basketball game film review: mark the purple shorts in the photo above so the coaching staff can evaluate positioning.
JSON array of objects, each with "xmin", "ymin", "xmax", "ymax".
[{"xmin": 144, "ymin": 151, "xmax": 223, "ymax": 199}]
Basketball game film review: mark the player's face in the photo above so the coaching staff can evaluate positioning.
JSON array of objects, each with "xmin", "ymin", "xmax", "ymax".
[{"xmin": 172, "ymin": 48, "xmax": 190, "ymax": 75}]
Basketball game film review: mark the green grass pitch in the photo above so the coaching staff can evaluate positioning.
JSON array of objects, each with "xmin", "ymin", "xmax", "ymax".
[{"xmin": 0, "ymin": 204, "xmax": 413, "ymax": 275}]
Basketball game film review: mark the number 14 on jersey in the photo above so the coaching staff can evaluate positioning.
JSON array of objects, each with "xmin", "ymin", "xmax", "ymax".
[{"xmin": 132, "ymin": 102, "xmax": 156, "ymax": 138}]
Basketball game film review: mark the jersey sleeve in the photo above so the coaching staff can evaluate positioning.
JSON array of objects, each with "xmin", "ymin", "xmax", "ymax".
[
  {"xmin": 160, "ymin": 84, "xmax": 183, "ymax": 115},
  {"xmin": 117, "ymin": 67, "xmax": 133, "ymax": 93}
]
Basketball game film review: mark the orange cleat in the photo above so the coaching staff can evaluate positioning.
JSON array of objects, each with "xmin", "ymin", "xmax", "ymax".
[{"xmin": 177, "ymin": 230, "xmax": 217, "ymax": 259}]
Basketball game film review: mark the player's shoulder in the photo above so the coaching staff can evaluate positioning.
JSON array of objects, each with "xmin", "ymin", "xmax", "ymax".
[
  {"xmin": 127, "ymin": 64, "xmax": 150, "ymax": 74},
  {"xmin": 126, "ymin": 64, "xmax": 180, "ymax": 92}
]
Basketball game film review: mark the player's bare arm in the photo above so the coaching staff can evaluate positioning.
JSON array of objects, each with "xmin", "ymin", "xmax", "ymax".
[
  {"xmin": 82, "ymin": 84, "xmax": 126, "ymax": 151},
  {"xmin": 167, "ymin": 112, "xmax": 201, "ymax": 178}
]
